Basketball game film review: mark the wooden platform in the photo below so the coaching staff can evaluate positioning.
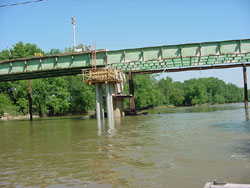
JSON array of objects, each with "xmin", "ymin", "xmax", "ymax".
[{"xmin": 82, "ymin": 68, "xmax": 123, "ymax": 84}]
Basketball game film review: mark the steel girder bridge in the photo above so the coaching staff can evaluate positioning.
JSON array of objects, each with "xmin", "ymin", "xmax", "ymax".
[
  {"xmin": 1, "ymin": 38, "xmax": 250, "ymax": 123},
  {"xmin": 0, "ymin": 39, "xmax": 250, "ymax": 81}
]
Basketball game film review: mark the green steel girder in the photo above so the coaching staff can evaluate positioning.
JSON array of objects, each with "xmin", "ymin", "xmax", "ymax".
[{"xmin": 0, "ymin": 39, "xmax": 250, "ymax": 81}]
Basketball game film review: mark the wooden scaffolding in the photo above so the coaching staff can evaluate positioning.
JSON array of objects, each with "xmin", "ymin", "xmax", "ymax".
[{"xmin": 82, "ymin": 68, "xmax": 123, "ymax": 85}]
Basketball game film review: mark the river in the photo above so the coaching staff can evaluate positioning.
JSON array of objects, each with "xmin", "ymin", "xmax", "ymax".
[{"xmin": 0, "ymin": 103, "xmax": 250, "ymax": 188}]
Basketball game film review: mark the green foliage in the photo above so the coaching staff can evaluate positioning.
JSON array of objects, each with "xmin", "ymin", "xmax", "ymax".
[
  {"xmin": 66, "ymin": 76, "xmax": 95, "ymax": 113},
  {"xmin": 158, "ymin": 77, "xmax": 185, "ymax": 106},
  {"xmin": 10, "ymin": 41, "xmax": 44, "ymax": 59},
  {"xmin": 0, "ymin": 93, "xmax": 18, "ymax": 116},
  {"xmin": 0, "ymin": 82, "xmax": 16, "ymax": 102},
  {"xmin": 124, "ymin": 75, "xmax": 164, "ymax": 108},
  {"xmin": 0, "ymin": 50, "xmax": 11, "ymax": 61},
  {"xmin": 12, "ymin": 80, "xmax": 29, "ymax": 114},
  {"xmin": 31, "ymin": 78, "xmax": 70, "ymax": 116},
  {"xmin": 64, "ymin": 47, "xmax": 74, "ymax": 53},
  {"xmin": 158, "ymin": 77, "xmax": 244, "ymax": 106},
  {"xmin": 135, "ymin": 75, "xmax": 164, "ymax": 107},
  {"xmin": 46, "ymin": 48, "xmax": 62, "ymax": 55},
  {"xmin": 47, "ymin": 77, "xmax": 70, "ymax": 115},
  {"xmin": 31, "ymin": 79, "xmax": 50, "ymax": 116},
  {"xmin": 183, "ymin": 79, "xmax": 208, "ymax": 105}
]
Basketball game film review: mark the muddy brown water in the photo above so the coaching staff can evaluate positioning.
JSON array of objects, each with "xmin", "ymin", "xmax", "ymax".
[{"xmin": 0, "ymin": 103, "xmax": 250, "ymax": 188}]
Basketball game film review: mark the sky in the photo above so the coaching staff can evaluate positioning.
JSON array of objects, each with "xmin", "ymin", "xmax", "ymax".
[{"xmin": 0, "ymin": 0, "xmax": 250, "ymax": 86}]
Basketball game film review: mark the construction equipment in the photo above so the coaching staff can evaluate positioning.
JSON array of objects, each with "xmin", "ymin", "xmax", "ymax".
[{"xmin": 81, "ymin": 43, "xmax": 124, "ymax": 85}]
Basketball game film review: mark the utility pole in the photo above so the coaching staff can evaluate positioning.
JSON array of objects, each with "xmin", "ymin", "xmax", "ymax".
[
  {"xmin": 71, "ymin": 17, "xmax": 77, "ymax": 51},
  {"xmin": 243, "ymin": 65, "xmax": 249, "ymax": 120},
  {"xmin": 28, "ymin": 80, "xmax": 33, "ymax": 121},
  {"xmin": 128, "ymin": 72, "xmax": 135, "ymax": 115}
]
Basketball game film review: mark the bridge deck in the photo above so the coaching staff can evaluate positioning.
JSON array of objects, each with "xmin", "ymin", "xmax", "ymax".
[{"xmin": 0, "ymin": 39, "xmax": 250, "ymax": 81}]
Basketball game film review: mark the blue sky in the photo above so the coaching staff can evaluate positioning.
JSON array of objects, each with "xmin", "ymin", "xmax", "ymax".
[{"xmin": 0, "ymin": 0, "xmax": 250, "ymax": 86}]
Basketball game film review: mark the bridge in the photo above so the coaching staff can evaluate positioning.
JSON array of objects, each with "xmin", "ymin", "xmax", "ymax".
[
  {"xmin": 1, "ymin": 39, "xmax": 250, "ymax": 125},
  {"xmin": 0, "ymin": 39, "xmax": 250, "ymax": 81}
]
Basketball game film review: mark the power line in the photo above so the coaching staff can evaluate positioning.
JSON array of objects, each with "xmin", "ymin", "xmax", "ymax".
[{"xmin": 0, "ymin": 0, "xmax": 44, "ymax": 8}]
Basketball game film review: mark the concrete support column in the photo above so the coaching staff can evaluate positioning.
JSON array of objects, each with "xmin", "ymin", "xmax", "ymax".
[
  {"xmin": 95, "ymin": 83, "xmax": 102, "ymax": 125},
  {"xmin": 106, "ymin": 84, "xmax": 114, "ymax": 128},
  {"xmin": 113, "ymin": 97, "xmax": 125, "ymax": 118},
  {"xmin": 98, "ymin": 84, "xmax": 105, "ymax": 120},
  {"xmin": 243, "ymin": 65, "xmax": 249, "ymax": 119}
]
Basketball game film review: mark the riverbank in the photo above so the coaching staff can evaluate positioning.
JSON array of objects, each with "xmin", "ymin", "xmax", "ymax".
[
  {"xmin": 0, "ymin": 103, "xmax": 243, "ymax": 120},
  {"xmin": 0, "ymin": 113, "xmax": 39, "ymax": 121}
]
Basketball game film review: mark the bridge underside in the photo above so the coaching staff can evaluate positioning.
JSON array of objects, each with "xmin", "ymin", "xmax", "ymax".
[
  {"xmin": 0, "ymin": 39, "xmax": 249, "ymax": 81},
  {"xmin": 0, "ymin": 63, "xmax": 250, "ymax": 82},
  {"xmin": 0, "ymin": 66, "xmax": 94, "ymax": 82}
]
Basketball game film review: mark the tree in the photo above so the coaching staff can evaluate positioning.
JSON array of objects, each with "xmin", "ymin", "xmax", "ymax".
[
  {"xmin": 10, "ymin": 41, "xmax": 44, "ymax": 59},
  {"xmin": 171, "ymin": 82, "xmax": 185, "ymax": 106},
  {"xmin": 12, "ymin": 80, "xmax": 29, "ymax": 114},
  {"xmin": 31, "ymin": 78, "xmax": 70, "ymax": 116},
  {"xmin": 47, "ymin": 48, "xmax": 62, "ymax": 55},
  {"xmin": 131, "ymin": 75, "xmax": 164, "ymax": 108},
  {"xmin": 0, "ymin": 93, "xmax": 17, "ymax": 116},
  {"xmin": 158, "ymin": 77, "xmax": 185, "ymax": 106},
  {"xmin": 0, "ymin": 49, "xmax": 11, "ymax": 61},
  {"xmin": 183, "ymin": 79, "xmax": 208, "ymax": 105},
  {"xmin": 66, "ymin": 76, "xmax": 95, "ymax": 113}
]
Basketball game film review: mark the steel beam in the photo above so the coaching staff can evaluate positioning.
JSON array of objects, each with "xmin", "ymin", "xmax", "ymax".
[
  {"xmin": 28, "ymin": 80, "xmax": 33, "ymax": 121},
  {"xmin": 243, "ymin": 65, "xmax": 249, "ymax": 119},
  {"xmin": 128, "ymin": 72, "xmax": 135, "ymax": 114}
]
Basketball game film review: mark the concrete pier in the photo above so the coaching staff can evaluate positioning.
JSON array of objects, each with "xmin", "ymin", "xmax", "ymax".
[
  {"xmin": 95, "ymin": 82, "xmax": 126, "ymax": 128},
  {"xmin": 113, "ymin": 97, "xmax": 125, "ymax": 118},
  {"xmin": 95, "ymin": 83, "xmax": 104, "ymax": 126},
  {"xmin": 106, "ymin": 84, "xmax": 114, "ymax": 128},
  {"xmin": 91, "ymin": 69, "xmax": 127, "ymax": 127},
  {"xmin": 99, "ymin": 84, "xmax": 105, "ymax": 120}
]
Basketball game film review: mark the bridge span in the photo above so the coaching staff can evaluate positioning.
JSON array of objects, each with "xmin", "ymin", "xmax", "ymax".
[
  {"xmin": 0, "ymin": 39, "xmax": 250, "ymax": 81},
  {"xmin": 1, "ymin": 39, "xmax": 250, "ymax": 125}
]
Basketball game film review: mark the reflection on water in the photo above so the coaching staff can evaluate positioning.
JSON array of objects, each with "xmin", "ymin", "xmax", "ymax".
[{"xmin": 0, "ymin": 103, "xmax": 250, "ymax": 187}]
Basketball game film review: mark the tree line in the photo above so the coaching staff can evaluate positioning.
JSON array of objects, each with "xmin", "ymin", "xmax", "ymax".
[
  {"xmin": 0, "ymin": 42, "xmax": 246, "ymax": 117},
  {"xmin": 129, "ymin": 75, "xmax": 244, "ymax": 108}
]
